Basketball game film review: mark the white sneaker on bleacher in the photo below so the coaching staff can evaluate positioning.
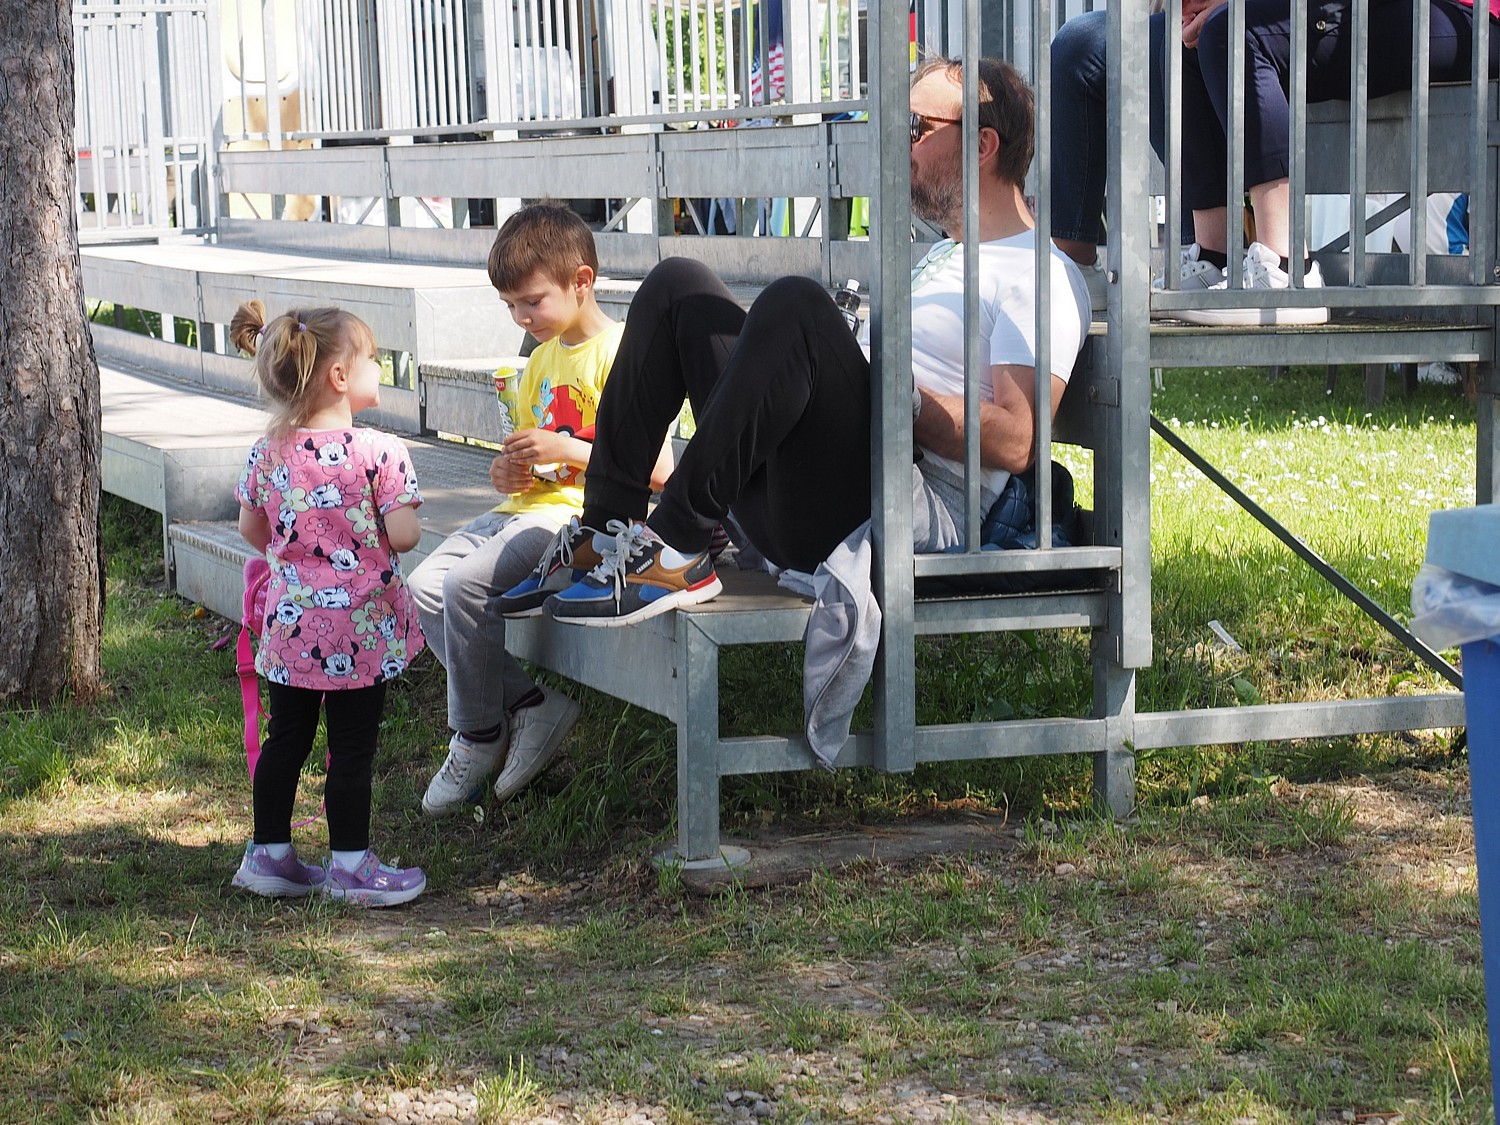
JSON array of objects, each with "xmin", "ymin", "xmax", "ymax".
[
  {"xmin": 1150, "ymin": 243, "xmax": 1225, "ymax": 314},
  {"xmin": 1177, "ymin": 241, "xmax": 1328, "ymax": 327}
]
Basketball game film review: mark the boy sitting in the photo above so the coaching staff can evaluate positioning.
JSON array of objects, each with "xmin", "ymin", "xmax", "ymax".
[{"xmin": 410, "ymin": 202, "xmax": 668, "ymax": 814}]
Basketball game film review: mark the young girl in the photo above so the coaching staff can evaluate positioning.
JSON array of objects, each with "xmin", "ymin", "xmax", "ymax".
[{"xmin": 229, "ymin": 300, "xmax": 427, "ymax": 908}]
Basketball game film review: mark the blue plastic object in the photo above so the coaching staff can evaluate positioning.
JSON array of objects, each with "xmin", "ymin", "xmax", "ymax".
[{"xmin": 1463, "ymin": 637, "xmax": 1500, "ymax": 1113}]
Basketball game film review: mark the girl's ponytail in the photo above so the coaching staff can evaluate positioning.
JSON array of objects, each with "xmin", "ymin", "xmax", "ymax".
[
  {"xmin": 232, "ymin": 302, "xmax": 375, "ymax": 437},
  {"xmin": 229, "ymin": 299, "xmax": 267, "ymax": 357}
]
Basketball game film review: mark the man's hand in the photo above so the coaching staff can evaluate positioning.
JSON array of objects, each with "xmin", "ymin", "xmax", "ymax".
[
  {"xmin": 490, "ymin": 453, "xmax": 534, "ymax": 495},
  {"xmin": 1181, "ymin": 0, "xmax": 1228, "ymax": 48}
]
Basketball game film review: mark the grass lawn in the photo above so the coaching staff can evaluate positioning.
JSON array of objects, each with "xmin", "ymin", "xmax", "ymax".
[{"xmin": 0, "ymin": 365, "xmax": 1487, "ymax": 1124}]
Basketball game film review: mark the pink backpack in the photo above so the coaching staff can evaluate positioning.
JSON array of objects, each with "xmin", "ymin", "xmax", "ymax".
[{"xmin": 236, "ymin": 557, "xmax": 324, "ymax": 826}]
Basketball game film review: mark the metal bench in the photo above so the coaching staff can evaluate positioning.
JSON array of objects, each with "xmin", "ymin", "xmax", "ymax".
[{"xmin": 505, "ymin": 338, "xmax": 1127, "ymax": 864}]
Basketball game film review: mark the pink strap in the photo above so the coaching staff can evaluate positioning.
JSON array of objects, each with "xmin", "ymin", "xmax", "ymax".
[
  {"xmin": 237, "ymin": 624, "xmax": 262, "ymax": 777},
  {"xmin": 238, "ymin": 613, "xmax": 325, "ymax": 828}
]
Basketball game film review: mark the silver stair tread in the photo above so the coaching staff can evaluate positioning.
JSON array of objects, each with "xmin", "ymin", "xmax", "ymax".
[
  {"xmin": 102, "ymin": 361, "xmax": 504, "ymax": 539},
  {"xmin": 84, "ymin": 239, "xmax": 493, "ymax": 291},
  {"xmin": 82, "ymin": 238, "xmax": 652, "ymax": 297},
  {"xmin": 102, "ymin": 362, "xmax": 267, "ymax": 451}
]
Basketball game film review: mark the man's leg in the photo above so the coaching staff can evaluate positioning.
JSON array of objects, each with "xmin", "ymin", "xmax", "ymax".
[
  {"xmin": 649, "ymin": 275, "xmax": 873, "ymax": 573},
  {"xmin": 584, "ymin": 257, "xmax": 747, "ymax": 529}
]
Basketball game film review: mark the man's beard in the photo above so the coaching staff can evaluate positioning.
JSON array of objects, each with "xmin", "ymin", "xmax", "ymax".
[{"xmin": 911, "ymin": 164, "xmax": 962, "ymax": 230}]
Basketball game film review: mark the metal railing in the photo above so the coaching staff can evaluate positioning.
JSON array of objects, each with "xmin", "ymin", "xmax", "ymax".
[
  {"xmin": 222, "ymin": 0, "xmax": 869, "ymax": 144},
  {"xmin": 74, "ymin": 0, "xmax": 217, "ymax": 239}
]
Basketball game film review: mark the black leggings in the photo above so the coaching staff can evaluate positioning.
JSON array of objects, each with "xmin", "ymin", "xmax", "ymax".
[
  {"xmin": 252, "ymin": 680, "xmax": 386, "ymax": 852},
  {"xmin": 584, "ymin": 258, "xmax": 873, "ymax": 573}
]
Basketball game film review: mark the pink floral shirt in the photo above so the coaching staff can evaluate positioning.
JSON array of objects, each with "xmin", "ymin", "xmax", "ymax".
[{"xmin": 236, "ymin": 426, "xmax": 425, "ymax": 691}]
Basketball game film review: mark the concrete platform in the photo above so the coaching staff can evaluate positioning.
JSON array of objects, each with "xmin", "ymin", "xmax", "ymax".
[{"xmin": 103, "ymin": 359, "xmax": 503, "ymax": 619}]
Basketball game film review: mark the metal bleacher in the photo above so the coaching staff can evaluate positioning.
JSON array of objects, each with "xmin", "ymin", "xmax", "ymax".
[{"xmin": 79, "ymin": 0, "xmax": 1494, "ymax": 863}]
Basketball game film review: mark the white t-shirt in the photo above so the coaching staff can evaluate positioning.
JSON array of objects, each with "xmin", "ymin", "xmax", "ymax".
[{"xmin": 905, "ymin": 229, "xmax": 1090, "ymax": 503}]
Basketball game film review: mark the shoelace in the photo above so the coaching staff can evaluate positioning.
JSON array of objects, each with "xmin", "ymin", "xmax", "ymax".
[
  {"xmin": 1242, "ymin": 253, "xmax": 1276, "ymax": 289},
  {"xmin": 533, "ymin": 516, "xmax": 584, "ymax": 578},
  {"xmin": 436, "ymin": 745, "xmax": 479, "ymax": 786},
  {"xmin": 585, "ymin": 520, "xmax": 652, "ymax": 600}
]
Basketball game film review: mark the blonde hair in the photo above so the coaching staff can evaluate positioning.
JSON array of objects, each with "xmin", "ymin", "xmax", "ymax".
[{"xmin": 229, "ymin": 301, "xmax": 375, "ymax": 437}]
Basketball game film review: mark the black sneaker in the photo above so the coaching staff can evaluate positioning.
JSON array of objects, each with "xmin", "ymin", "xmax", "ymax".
[
  {"xmin": 545, "ymin": 522, "xmax": 722, "ymax": 627},
  {"xmin": 498, "ymin": 517, "xmax": 608, "ymax": 617}
]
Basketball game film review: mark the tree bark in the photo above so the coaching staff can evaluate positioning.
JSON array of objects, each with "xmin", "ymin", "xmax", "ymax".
[{"xmin": 0, "ymin": 0, "xmax": 103, "ymax": 704}]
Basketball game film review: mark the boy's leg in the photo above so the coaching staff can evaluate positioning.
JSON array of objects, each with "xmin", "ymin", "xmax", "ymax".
[
  {"xmin": 322, "ymin": 681, "xmax": 387, "ymax": 854},
  {"xmin": 252, "ymin": 682, "xmax": 324, "ymax": 844},
  {"xmin": 648, "ymin": 275, "xmax": 873, "ymax": 573},
  {"xmin": 583, "ymin": 257, "xmax": 747, "ymax": 528},
  {"xmin": 437, "ymin": 512, "xmax": 557, "ymax": 735},
  {"xmin": 407, "ymin": 510, "xmax": 505, "ymax": 671}
]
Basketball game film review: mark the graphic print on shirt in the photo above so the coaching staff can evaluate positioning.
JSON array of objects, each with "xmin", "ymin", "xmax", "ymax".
[{"xmin": 237, "ymin": 428, "xmax": 425, "ymax": 692}]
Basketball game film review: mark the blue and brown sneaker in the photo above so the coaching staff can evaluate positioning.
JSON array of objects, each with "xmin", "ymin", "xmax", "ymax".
[
  {"xmin": 545, "ymin": 522, "xmax": 722, "ymax": 627},
  {"xmin": 498, "ymin": 517, "xmax": 608, "ymax": 617}
]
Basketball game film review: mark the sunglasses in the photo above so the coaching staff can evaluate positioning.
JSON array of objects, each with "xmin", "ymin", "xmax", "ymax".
[{"xmin": 910, "ymin": 110, "xmax": 962, "ymax": 146}]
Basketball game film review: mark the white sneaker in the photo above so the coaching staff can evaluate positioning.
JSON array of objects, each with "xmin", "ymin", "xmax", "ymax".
[
  {"xmin": 1178, "ymin": 241, "xmax": 1328, "ymax": 327},
  {"xmin": 1152, "ymin": 243, "xmax": 1226, "ymax": 290},
  {"xmin": 492, "ymin": 688, "xmax": 581, "ymax": 804},
  {"xmin": 1418, "ymin": 361, "xmax": 1461, "ymax": 385},
  {"xmin": 420, "ymin": 731, "xmax": 505, "ymax": 817},
  {"xmin": 1081, "ymin": 255, "xmax": 1108, "ymax": 313}
]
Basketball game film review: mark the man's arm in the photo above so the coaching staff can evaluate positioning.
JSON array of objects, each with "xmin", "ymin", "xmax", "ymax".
[{"xmin": 912, "ymin": 363, "xmax": 1069, "ymax": 473}]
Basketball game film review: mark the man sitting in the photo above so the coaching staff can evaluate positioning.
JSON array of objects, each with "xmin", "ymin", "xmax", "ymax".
[{"xmin": 501, "ymin": 55, "xmax": 1091, "ymax": 626}]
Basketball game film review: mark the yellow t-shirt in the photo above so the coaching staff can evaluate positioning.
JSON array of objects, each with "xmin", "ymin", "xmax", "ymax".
[{"xmin": 494, "ymin": 320, "xmax": 624, "ymax": 522}]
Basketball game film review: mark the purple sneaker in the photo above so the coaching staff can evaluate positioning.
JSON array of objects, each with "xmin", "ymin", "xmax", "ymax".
[
  {"xmin": 231, "ymin": 842, "xmax": 327, "ymax": 898},
  {"xmin": 323, "ymin": 851, "xmax": 426, "ymax": 907}
]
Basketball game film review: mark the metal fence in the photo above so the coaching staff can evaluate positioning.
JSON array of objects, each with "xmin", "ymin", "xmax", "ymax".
[
  {"xmin": 73, "ymin": 0, "xmax": 217, "ymax": 239},
  {"xmin": 222, "ymin": 0, "xmax": 870, "ymax": 143}
]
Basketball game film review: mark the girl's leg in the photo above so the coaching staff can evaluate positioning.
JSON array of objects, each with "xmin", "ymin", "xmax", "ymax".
[
  {"xmin": 647, "ymin": 276, "xmax": 873, "ymax": 573},
  {"xmin": 322, "ymin": 681, "xmax": 388, "ymax": 854},
  {"xmin": 584, "ymin": 258, "xmax": 746, "ymax": 529},
  {"xmin": 1175, "ymin": 13, "xmax": 1231, "ymax": 244},
  {"xmin": 253, "ymin": 683, "xmax": 324, "ymax": 845},
  {"xmin": 435, "ymin": 512, "xmax": 556, "ymax": 735}
]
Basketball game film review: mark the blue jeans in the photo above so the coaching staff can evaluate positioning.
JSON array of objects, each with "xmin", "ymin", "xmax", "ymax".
[
  {"xmin": 1049, "ymin": 9, "xmax": 1170, "ymax": 249},
  {"xmin": 1181, "ymin": 0, "xmax": 1499, "ymax": 208}
]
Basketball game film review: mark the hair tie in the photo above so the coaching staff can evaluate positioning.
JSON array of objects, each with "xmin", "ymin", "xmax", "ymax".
[
  {"xmin": 256, "ymin": 325, "xmax": 267, "ymax": 339},
  {"xmin": 297, "ymin": 322, "xmax": 307, "ymax": 333}
]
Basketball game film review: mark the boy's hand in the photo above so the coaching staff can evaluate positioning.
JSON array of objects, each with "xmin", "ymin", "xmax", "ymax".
[
  {"xmin": 502, "ymin": 428, "xmax": 574, "ymax": 466},
  {"xmin": 491, "ymin": 454, "xmax": 534, "ymax": 494}
]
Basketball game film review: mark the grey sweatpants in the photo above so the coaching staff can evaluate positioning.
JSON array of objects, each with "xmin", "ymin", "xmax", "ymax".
[{"xmin": 407, "ymin": 509, "xmax": 558, "ymax": 735}]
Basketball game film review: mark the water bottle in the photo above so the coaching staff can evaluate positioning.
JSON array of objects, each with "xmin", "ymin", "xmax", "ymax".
[{"xmin": 834, "ymin": 279, "xmax": 862, "ymax": 335}]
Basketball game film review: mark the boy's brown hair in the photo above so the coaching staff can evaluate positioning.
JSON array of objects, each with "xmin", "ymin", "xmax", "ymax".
[{"xmin": 487, "ymin": 201, "xmax": 600, "ymax": 292}]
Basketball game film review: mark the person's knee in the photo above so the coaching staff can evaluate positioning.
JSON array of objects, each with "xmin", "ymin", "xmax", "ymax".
[
  {"xmin": 757, "ymin": 275, "xmax": 826, "ymax": 318},
  {"xmin": 1197, "ymin": 6, "xmax": 1232, "ymax": 62},
  {"xmin": 1051, "ymin": 10, "xmax": 1107, "ymax": 89},
  {"xmin": 647, "ymin": 256, "xmax": 719, "ymax": 295},
  {"xmin": 406, "ymin": 559, "xmax": 444, "ymax": 613}
]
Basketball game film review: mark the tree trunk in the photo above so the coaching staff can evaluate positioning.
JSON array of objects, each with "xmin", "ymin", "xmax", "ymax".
[{"xmin": 0, "ymin": 0, "xmax": 104, "ymax": 704}]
